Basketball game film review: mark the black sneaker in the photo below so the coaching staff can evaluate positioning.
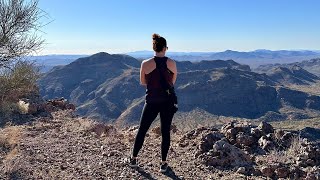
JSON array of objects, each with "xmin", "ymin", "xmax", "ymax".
[
  {"xmin": 128, "ymin": 157, "xmax": 138, "ymax": 168},
  {"xmin": 160, "ymin": 162, "xmax": 168, "ymax": 173}
]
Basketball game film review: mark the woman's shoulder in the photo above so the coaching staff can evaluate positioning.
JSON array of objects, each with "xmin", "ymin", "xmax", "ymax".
[
  {"xmin": 141, "ymin": 57, "xmax": 175, "ymax": 66},
  {"xmin": 141, "ymin": 58, "xmax": 156, "ymax": 69},
  {"xmin": 166, "ymin": 57, "xmax": 176, "ymax": 66},
  {"xmin": 142, "ymin": 57, "xmax": 154, "ymax": 64}
]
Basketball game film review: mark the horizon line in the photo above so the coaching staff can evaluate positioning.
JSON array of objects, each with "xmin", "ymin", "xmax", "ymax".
[{"xmin": 35, "ymin": 49, "xmax": 320, "ymax": 56}]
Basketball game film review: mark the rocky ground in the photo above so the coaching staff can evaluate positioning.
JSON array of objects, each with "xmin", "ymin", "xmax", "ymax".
[{"xmin": 0, "ymin": 110, "xmax": 319, "ymax": 179}]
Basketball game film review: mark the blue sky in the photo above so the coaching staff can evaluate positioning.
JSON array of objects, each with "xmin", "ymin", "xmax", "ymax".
[{"xmin": 38, "ymin": 0, "xmax": 320, "ymax": 55}]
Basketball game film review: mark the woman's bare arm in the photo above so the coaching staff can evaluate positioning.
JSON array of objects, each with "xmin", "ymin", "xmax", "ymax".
[
  {"xmin": 168, "ymin": 58, "xmax": 177, "ymax": 84},
  {"xmin": 140, "ymin": 61, "xmax": 147, "ymax": 86}
]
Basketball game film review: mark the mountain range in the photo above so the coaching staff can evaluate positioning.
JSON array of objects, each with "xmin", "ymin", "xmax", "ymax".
[
  {"xmin": 127, "ymin": 50, "xmax": 320, "ymax": 68},
  {"xmin": 38, "ymin": 52, "xmax": 320, "ymax": 126},
  {"xmin": 26, "ymin": 55, "xmax": 88, "ymax": 72},
  {"xmin": 254, "ymin": 58, "xmax": 320, "ymax": 77},
  {"xmin": 30, "ymin": 50, "xmax": 320, "ymax": 72},
  {"xmin": 257, "ymin": 65, "xmax": 320, "ymax": 85}
]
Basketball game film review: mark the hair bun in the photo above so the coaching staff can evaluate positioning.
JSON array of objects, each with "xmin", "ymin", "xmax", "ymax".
[{"xmin": 152, "ymin": 33, "xmax": 161, "ymax": 40}]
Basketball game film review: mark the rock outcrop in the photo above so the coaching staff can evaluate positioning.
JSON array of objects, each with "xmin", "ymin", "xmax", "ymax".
[
  {"xmin": 179, "ymin": 121, "xmax": 320, "ymax": 179},
  {"xmin": 1, "ymin": 111, "xmax": 319, "ymax": 179},
  {"xmin": 265, "ymin": 65, "xmax": 319, "ymax": 85}
]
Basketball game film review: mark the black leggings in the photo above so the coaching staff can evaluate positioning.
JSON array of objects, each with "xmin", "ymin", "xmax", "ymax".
[{"xmin": 132, "ymin": 101, "xmax": 175, "ymax": 161}]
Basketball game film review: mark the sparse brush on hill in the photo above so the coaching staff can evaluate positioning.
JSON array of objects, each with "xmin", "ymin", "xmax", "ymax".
[
  {"xmin": 0, "ymin": 61, "xmax": 40, "ymax": 122},
  {"xmin": 0, "ymin": 0, "xmax": 48, "ymax": 124}
]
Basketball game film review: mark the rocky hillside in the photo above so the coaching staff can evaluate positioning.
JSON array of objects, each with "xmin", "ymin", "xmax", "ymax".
[
  {"xmin": 176, "ymin": 59, "xmax": 251, "ymax": 72},
  {"xmin": 37, "ymin": 52, "xmax": 320, "ymax": 124},
  {"xmin": 264, "ymin": 65, "xmax": 319, "ymax": 85},
  {"xmin": 0, "ymin": 110, "xmax": 319, "ymax": 179},
  {"xmin": 254, "ymin": 58, "xmax": 320, "ymax": 77},
  {"xmin": 296, "ymin": 58, "xmax": 320, "ymax": 76},
  {"xmin": 208, "ymin": 50, "xmax": 320, "ymax": 67},
  {"xmin": 38, "ymin": 53, "xmax": 142, "ymax": 121}
]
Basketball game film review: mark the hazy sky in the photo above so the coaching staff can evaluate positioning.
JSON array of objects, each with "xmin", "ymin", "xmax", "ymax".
[{"xmin": 38, "ymin": 0, "xmax": 320, "ymax": 55}]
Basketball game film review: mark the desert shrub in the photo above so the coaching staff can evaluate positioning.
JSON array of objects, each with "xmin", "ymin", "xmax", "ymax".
[
  {"xmin": 257, "ymin": 135, "xmax": 304, "ymax": 165},
  {"xmin": 0, "ymin": 125, "xmax": 22, "ymax": 160},
  {"xmin": 264, "ymin": 149, "xmax": 292, "ymax": 164},
  {"xmin": 0, "ymin": 134, "xmax": 10, "ymax": 152},
  {"xmin": 1, "ymin": 0, "xmax": 47, "ymax": 122},
  {"xmin": 0, "ymin": 60, "xmax": 40, "ymax": 119},
  {"xmin": 286, "ymin": 134, "xmax": 304, "ymax": 157}
]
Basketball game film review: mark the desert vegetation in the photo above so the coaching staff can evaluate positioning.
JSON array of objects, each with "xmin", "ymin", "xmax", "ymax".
[
  {"xmin": 0, "ymin": 0, "xmax": 47, "ymax": 124},
  {"xmin": 0, "ymin": 61, "xmax": 41, "ymax": 120}
]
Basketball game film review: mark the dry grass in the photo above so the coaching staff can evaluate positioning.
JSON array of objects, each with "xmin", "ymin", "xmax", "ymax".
[
  {"xmin": 260, "ymin": 149, "xmax": 294, "ymax": 164},
  {"xmin": 172, "ymin": 108, "xmax": 240, "ymax": 132},
  {"xmin": 271, "ymin": 118, "xmax": 320, "ymax": 131},
  {"xmin": 4, "ymin": 148, "xmax": 19, "ymax": 161},
  {"xmin": 286, "ymin": 81, "xmax": 320, "ymax": 96},
  {"xmin": 286, "ymin": 135, "xmax": 305, "ymax": 157},
  {"xmin": 0, "ymin": 126, "xmax": 24, "ymax": 161},
  {"xmin": 2, "ymin": 126, "xmax": 23, "ymax": 146},
  {"xmin": 256, "ymin": 135, "xmax": 304, "ymax": 165}
]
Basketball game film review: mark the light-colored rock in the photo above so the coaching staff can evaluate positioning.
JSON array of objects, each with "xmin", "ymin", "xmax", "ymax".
[
  {"xmin": 236, "ymin": 167, "xmax": 246, "ymax": 174},
  {"xmin": 202, "ymin": 139, "xmax": 252, "ymax": 167},
  {"xmin": 258, "ymin": 136, "xmax": 275, "ymax": 151},
  {"xmin": 258, "ymin": 121, "xmax": 274, "ymax": 135}
]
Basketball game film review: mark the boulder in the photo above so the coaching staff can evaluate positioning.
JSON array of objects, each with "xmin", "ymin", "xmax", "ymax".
[
  {"xmin": 65, "ymin": 103, "xmax": 76, "ymax": 110},
  {"xmin": 236, "ymin": 132, "xmax": 255, "ymax": 147},
  {"xmin": 275, "ymin": 166, "xmax": 290, "ymax": 178},
  {"xmin": 201, "ymin": 139, "xmax": 252, "ymax": 167},
  {"xmin": 258, "ymin": 121, "xmax": 274, "ymax": 135},
  {"xmin": 250, "ymin": 127, "xmax": 263, "ymax": 139},
  {"xmin": 151, "ymin": 126, "xmax": 161, "ymax": 137},
  {"xmin": 236, "ymin": 167, "xmax": 247, "ymax": 174},
  {"xmin": 28, "ymin": 103, "xmax": 38, "ymax": 114},
  {"xmin": 280, "ymin": 131, "xmax": 294, "ymax": 148},
  {"xmin": 258, "ymin": 136, "xmax": 275, "ymax": 151},
  {"xmin": 44, "ymin": 103, "xmax": 55, "ymax": 112},
  {"xmin": 260, "ymin": 166, "xmax": 274, "ymax": 178},
  {"xmin": 198, "ymin": 132, "xmax": 224, "ymax": 153},
  {"xmin": 170, "ymin": 124, "xmax": 178, "ymax": 133},
  {"xmin": 46, "ymin": 98, "xmax": 76, "ymax": 111},
  {"xmin": 274, "ymin": 129, "xmax": 285, "ymax": 140}
]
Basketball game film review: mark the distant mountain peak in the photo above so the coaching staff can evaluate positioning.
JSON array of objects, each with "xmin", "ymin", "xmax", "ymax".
[
  {"xmin": 91, "ymin": 52, "xmax": 111, "ymax": 57},
  {"xmin": 224, "ymin": 50, "xmax": 239, "ymax": 53},
  {"xmin": 253, "ymin": 49, "xmax": 272, "ymax": 52},
  {"xmin": 291, "ymin": 64, "xmax": 302, "ymax": 70}
]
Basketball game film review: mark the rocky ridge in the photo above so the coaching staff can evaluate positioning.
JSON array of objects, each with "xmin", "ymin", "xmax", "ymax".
[
  {"xmin": 38, "ymin": 53, "xmax": 320, "ymax": 124},
  {"xmin": 1, "ymin": 110, "xmax": 319, "ymax": 179},
  {"xmin": 258, "ymin": 65, "xmax": 319, "ymax": 85}
]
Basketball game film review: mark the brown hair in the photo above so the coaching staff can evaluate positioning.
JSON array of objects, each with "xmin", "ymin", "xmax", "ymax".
[{"xmin": 152, "ymin": 33, "xmax": 167, "ymax": 52}]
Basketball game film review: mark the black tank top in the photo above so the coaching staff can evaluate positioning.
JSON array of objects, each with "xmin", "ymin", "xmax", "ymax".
[{"xmin": 145, "ymin": 56, "xmax": 174, "ymax": 103}]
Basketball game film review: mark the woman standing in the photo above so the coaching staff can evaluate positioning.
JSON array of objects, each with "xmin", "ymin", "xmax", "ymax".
[{"xmin": 129, "ymin": 33, "xmax": 177, "ymax": 173}]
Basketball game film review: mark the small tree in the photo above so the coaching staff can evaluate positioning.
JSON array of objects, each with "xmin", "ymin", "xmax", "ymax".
[
  {"xmin": 0, "ymin": 0, "xmax": 47, "ymax": 121},
  {"xmin": 0, "ymin": 60, "xmax": 40, "ymax": 101},
  {"xmin": 0, "ymin": 0, "xmax": 46, "ymax": 68}
]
